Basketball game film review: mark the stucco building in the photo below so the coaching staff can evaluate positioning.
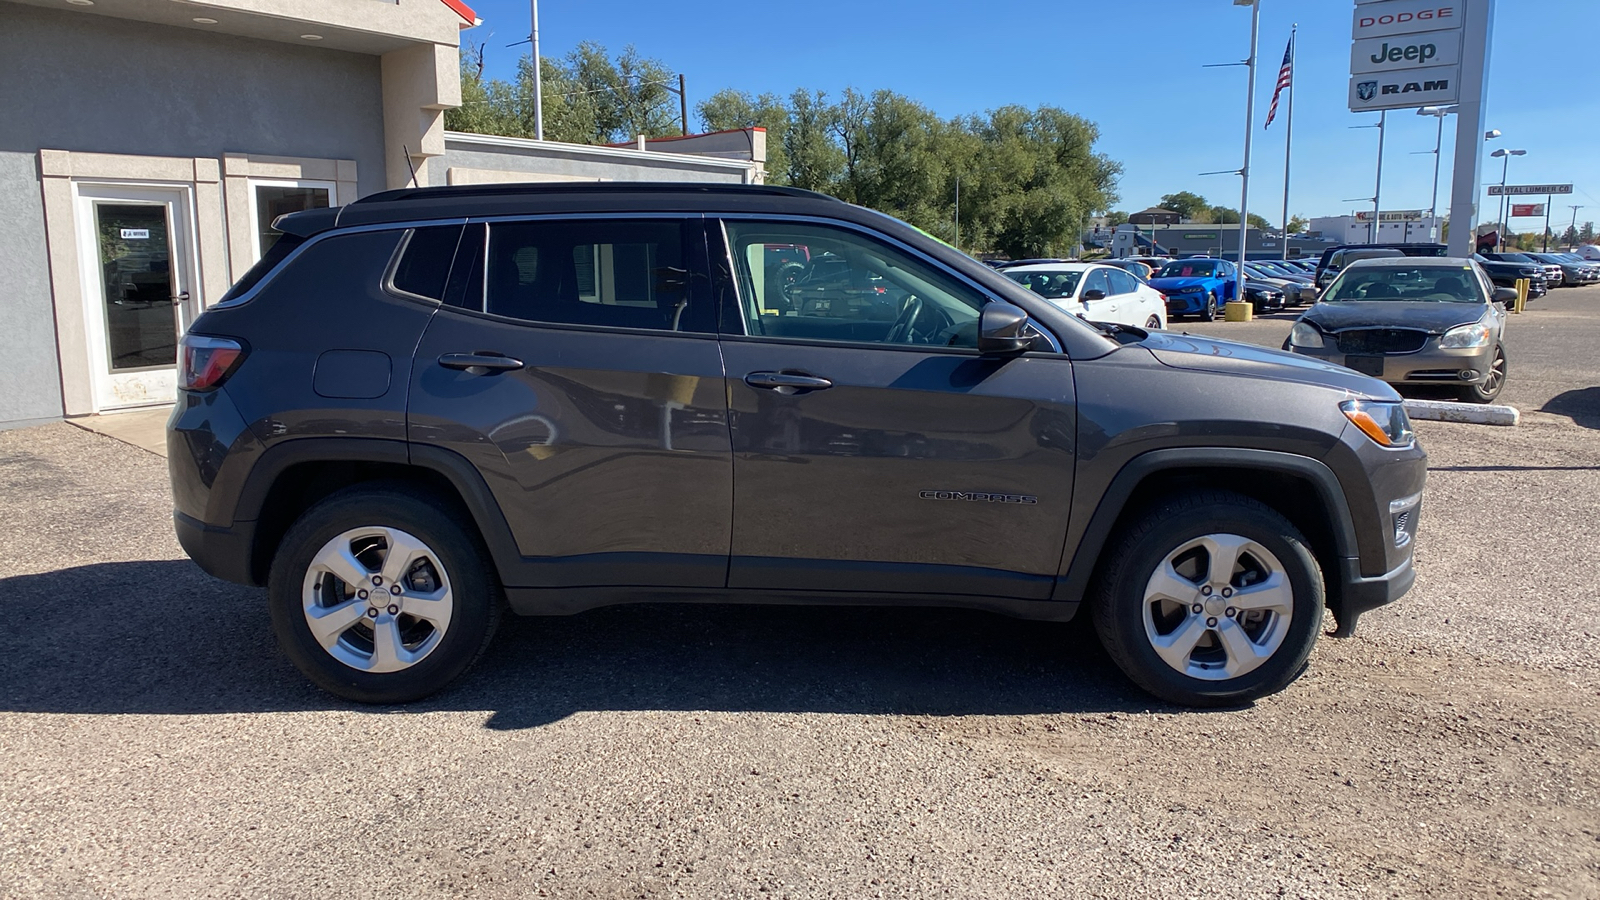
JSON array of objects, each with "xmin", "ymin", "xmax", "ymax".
[{"xmin": 0, "ymin": 0, "xmax": 761, "ymax": 426}]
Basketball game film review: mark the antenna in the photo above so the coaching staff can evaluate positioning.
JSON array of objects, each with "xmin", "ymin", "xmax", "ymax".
[{"xmin": 401, "ymin": 145, "xmax": 419, "ymax": 189}]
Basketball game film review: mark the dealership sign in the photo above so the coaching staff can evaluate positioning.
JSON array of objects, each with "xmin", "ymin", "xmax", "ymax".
[
  {"xmin": 1349, "ymin": 0, "xmax": 1464, "ymax": 112},
  {"xmin": 1355, "ymin": 209, "xmax": 1429, "ymax": 222},
  {"xmin": 1487, "ymin": 183, "xmax": 1573, "ymax": 196},
  {"xmin": 1509, "ymin": 204, "xmax": 1546, "ymax": 218}
]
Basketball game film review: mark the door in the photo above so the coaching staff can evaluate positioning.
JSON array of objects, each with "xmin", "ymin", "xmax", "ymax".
[
  {"xmin": 1104, "ymin": 267, "xmax": 1145, "ymax": 326},
  {"xmin": 75, "ymin": 185, "xmax": 198, "ymax": 410},
  {"xmin": 407, "ymin": 217, "xmax": 733, "ymax": 589},
  {"xmin": 716, "ymin": 218, "xmax": 1077, "ymax": 600},
  {"xmin": 1080, "ymin": 267, "xmax": 1118, "ymax": 321}
]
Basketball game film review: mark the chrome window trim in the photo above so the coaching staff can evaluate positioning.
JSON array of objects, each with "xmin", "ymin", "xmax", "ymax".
[
  {"xmin": 210, "ymin": 217, "xmax": 467, "ymax": 309},
  {"xmin": 381, "ymin": 228, "xmax": 450, "ymax": 306},
  {"xmin": 711, "ymin": 212, "xmax": 1064, "ymax": 355}
]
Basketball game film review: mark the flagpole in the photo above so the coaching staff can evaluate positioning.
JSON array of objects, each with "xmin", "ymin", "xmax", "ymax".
[{"xmin": 1279, "ymin": 25, "xmax": 1296, "ymax": 260}]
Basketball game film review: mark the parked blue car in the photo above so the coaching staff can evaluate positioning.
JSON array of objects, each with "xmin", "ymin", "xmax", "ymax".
[{"xmin": 1148, "ymin": 257, "xmax": 1239, "ymax": 321}]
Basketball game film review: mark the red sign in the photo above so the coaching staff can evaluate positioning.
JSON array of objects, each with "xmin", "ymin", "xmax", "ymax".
[{"xmin": 1510, "ymin": 203, "xmax": 1545, "ymax": 218}]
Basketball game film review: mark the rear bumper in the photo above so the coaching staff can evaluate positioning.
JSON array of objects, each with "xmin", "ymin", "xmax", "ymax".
[{"xmin": 175, "ymin": 510, "xmax": 260, "ymax": 586}]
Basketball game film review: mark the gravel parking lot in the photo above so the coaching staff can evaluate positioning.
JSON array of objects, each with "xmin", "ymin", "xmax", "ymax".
[{"xmin": 2, "ymin": 288, "xmax": 1597, "ymax": 899}]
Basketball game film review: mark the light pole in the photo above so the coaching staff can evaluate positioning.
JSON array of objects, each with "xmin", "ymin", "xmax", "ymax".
[
  {"xmin": 1416, "ymin": 106, "xmax": 1457, "ymax": 240},
  {"xmin": 1569, "ymin": 205, "xmax": 1585, "ymax": 249},
  {"xmin": 1349, "ymin": 116, "xmax": 1386, "ymax": 243},
  {"xmin": 529, "ymin": 0, "xmax": 543, "ymax": 140},
  {"xmin": 1490, "ymin": 147, "xmax": 1526, "ymax": 251}
]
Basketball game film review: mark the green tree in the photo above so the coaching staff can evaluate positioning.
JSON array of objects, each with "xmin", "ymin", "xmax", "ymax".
[
  {"xmin": 697, "ymin": 89, "xmax": 792, "ymax": 185},
  {"xmin": 1287, "ymin": 214, "xmax": 1309, "ymax": 234},
  {"xmin": 1159, "ymin": 191, "xmax": 1212, "ymax": 222},
  {"xmin": 784, "ymin": 89, "xmax": 844, "ymax": 192},
  {"xmin": 1106, "ymin": 210, "xmax": 1130, "ymax": 227},
  {"xmin": 1580, "ymin": 221, "xmax": 1596, "ymax": 244}
]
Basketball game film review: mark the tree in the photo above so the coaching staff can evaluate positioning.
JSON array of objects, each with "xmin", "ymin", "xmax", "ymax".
[
  {"xmin": 1286, "ymin": 215, "xmax": 1309, "ymax": 234},
  {"xmin": 1208, "ymin": 206, "xmax": 1273, "ymax": 231},
  {"xmin": 1580, "ymin": 221, "xmax": 1596, "ymax": 244},
  {"xmin": 1159, "ymin": 191, "xmax": 1212, "ymax": 222},
  {"xmin": 784, "ymin": 89, "xmax": 844, "ymax": 192},
  {"xmin": 698, "ymin": 89, "xmax": 792, "ymax": 185},
  {"xmin": 1106, "ymin": 210, "xmax": 1130, "ymax": 227}
]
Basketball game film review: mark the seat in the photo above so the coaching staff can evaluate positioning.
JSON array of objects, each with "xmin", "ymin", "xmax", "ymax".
[
  {"xmin": 1363, "ymin": 282, "xmax": 1398, "ymax": 299},
  {"xmin": 1432, "ymin": 276, "xmax": 1465, "ymax": 298}
]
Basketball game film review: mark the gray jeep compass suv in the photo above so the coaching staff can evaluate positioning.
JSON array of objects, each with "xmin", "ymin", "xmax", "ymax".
[{"xmin": 168, "ymin": 183, "xmax": 1425, "ymax": 707}]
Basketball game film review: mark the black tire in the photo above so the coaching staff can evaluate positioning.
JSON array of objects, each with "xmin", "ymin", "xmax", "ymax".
[
  {"xmin": 1459, "ymin": 344, "xmax": 1507, "ymax": 403},
  {"xmin": 268, "ymin": 483, "xmax": 502, "ymax": 703},
  {"xmin": 1201, "ymin": 292, "xmax": 1218, "ymax": 321},
  {"xmin": 1090, "ymin": 490, "xmax": 1324, "ymax": 707},
  {"xmin": 1145, "ymin": 315, "xmax": 1163, "ymax": 330}
]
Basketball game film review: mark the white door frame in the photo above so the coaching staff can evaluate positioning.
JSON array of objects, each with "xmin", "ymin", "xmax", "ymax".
[{"xmin": 73, "ymin": 182, "xmax": 201, "ymax": 412}]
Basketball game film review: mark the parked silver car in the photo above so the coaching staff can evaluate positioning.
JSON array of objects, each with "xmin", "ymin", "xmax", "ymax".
[{"xmin": 1285, "ymin": 257, "xmax": 1513, "ymax": 403}]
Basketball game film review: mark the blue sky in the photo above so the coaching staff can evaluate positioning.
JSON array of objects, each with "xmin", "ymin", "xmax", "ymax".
[{"xmin": 460, "ymin": 0, "xmax": 1600, "ymax": 228}]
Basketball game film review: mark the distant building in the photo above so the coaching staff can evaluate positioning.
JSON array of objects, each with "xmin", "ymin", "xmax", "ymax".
[
  {"xmin": 1127, "ymin": 207, "xmax": 1183, "ymax": 226},
  {"xmin": 1111, "ymin": 224, "xmax": 1329, "ymax": 259},
  {"xmin": 1307, "ymin": 214, "xmax": 1442, "ymax": 245}
]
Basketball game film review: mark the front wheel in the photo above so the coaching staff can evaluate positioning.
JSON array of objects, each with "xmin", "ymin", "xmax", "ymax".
[
  {"xmin": 1459, "ymin": 344, "xmax": 1507, "ymax": 403},
  {"xmin": 1091, "ymin": 491, "xmax": 1324, "ymax": 707},
  {"xmin": 1200, "ymin": 292, "xmax": 1218, "ymax": 321},
  {"xmin": 268, "ymin": 485, "xmax": 502, "ymax": 703}
]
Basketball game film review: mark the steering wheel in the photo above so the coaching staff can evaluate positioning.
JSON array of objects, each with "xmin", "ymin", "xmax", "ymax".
[{"xmin": 884, "ymin": 294, "xmax": 924, "ymax": 344}]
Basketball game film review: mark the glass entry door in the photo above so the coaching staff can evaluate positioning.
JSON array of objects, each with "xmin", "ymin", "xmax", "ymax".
[{"xmin": 76, "ymin": 185, "xmax": 197, "ymax": 410}]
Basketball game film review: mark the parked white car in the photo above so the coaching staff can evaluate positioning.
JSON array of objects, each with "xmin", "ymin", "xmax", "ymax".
[{"xmin": 1001, "ymin": 262, "xmax": 1168, "ymax": 330}]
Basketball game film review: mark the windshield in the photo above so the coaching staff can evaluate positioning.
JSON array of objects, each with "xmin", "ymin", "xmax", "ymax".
[
  {"xmin": 1324, "ymin": 265, "xmax": 1484, "ymax": 303},
  {"xmin": 1157, "ymin": 261, "xmax": 1218, "ymax": 278},
  {"xmin": 1492, "ymin": 253, "xmax": 1536, "ymax": 263},
  {"xmin": 1004, "ymin": 269, "xmax": 1082, "ymax": 299}
]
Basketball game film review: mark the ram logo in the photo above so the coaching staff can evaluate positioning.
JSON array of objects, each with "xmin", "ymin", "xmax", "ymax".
[
  {"xmin": 1356, "ymin": 80, "xmax": 1378, "ymax": 102},
  {"xmin": 919, "ymin": 490, "xmax": 1038, "ymax": 505}
]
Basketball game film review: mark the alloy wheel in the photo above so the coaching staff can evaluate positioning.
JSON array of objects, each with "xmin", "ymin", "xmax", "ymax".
[
  {"xmin": 1140, "ymin": 533, "xmax": 1293, "ymax": 681},
  {"xmin": 301, "ymin": 526, "xmax": 454, "ymax": 673}
]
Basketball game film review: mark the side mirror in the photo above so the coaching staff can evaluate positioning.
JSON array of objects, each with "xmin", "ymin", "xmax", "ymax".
[
  {"xmin": 1082, "ymin": 289, "xmax": 1107, "ymax": 301},
  {"xmin": 978, "ymin": 301, "xmax": 1035, "ymax": 356},
  {"xmin": 1492, "ymin": 287, "xmax": 1518, "ymax": 304}
]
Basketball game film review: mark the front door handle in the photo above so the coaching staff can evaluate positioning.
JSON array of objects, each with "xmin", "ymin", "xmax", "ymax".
[
  {"xmin": 744, "ymin": 371, "xmax": 833, "ymax": 394},
  {"xmin": 439, "ymin": 352, "xmax": 524, "ymax": 374}
]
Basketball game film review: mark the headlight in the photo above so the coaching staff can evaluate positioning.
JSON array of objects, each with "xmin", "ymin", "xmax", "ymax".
[
  {"xmin": 1289, "ymin": 321, "xmax": 1325, "ymax": 348},
  {"xmin": 1439, "ymin": 321, "xmax": 1491, "ymax": 349},
  {"xmin": 1341, "ymin": 399, "xmax": 1415, "ymax": 448},
  {"xmin": 1519, "ymin": 267, "xmax": 1540, "ymax": 277}
]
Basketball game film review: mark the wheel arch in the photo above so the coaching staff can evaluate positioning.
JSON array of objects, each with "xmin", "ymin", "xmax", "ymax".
[
  {"xmin": 235, "ymin": 439, "xmax": 520, "ymax": 587},
  {"xmin": 1055, "ymin": 449, "xmax": 1359, "ymax": 608}
]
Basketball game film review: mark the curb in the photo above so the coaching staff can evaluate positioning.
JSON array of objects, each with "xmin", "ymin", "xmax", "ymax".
[{"xmin": 1401, "ymin": 398, "xmax": 1520, "ymax": 426}]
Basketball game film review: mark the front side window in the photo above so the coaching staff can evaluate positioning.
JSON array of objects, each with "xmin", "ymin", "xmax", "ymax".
[
  {"xmin": 483, "ymin": 219, "xmax": 701, "ymax": 332},
  {"xmin": 1004, "ymin": 268, "xmax": 1081, "ymax": 300},
  {"xmin": 1325, "ymin": 265, "xmax": 1486, "ymax": 304},
  {"xmin": 1083, "ymin": 268, "xmax": 1113, "ymax": 297},
  {"xmin": 723, "ymin": 220, "xmax": 985, "ymax": 348}
]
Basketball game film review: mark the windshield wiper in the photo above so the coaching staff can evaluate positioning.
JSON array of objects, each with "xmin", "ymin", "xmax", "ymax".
[{"xmin": 1086, "ymin": 320, "xmax": 1149, "ymax": 342}]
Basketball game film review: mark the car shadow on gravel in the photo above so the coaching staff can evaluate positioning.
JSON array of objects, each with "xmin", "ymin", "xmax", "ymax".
[
  {"xmin": 0, "ymin": 561, "xmax": 1172, "ymax": 728},
  {"xmin": 1541, "ymin": 386, "xmax": 1600, "ymax": 429}
]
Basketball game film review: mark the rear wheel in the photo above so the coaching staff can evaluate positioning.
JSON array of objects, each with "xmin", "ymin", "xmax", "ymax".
[
  {"xmin": 1145, "ymin": 315, "xmax": 1162, "ymax": 330},
  {"xmin": 1091, "ymin": 491, "xmax": 1323, "ymax": 707},
  {"xmin": 1459, "ymin": 344, "xmax": 1507, "ymax": 403},
  {"xmin": 268, "ymin": 485, "xmax": 502, "ymax": 703}
]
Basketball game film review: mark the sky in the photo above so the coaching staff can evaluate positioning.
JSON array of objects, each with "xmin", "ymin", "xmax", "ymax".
[{"xmin": 458, "ymin": 0, "xmax": 1600, "ymax": 229}]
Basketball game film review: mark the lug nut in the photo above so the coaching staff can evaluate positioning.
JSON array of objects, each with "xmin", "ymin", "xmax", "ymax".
[
  {"xmin": 390, "ymin": 584, "xmax": 402, "ymax": 595},
  {"xmin": 366, "ymin": 608, "xmax": 379, "ymax": 619},
  {"xmin": 357, "ymin": 589, "xmax": 368, "ymax": 600},
  {"xmin": 371, "ymin": 576, "xmax": 383, "ymax": 587},
  {"xmin": 387, "ymin": 604, "xmax": 400, "ymax": 615},
  {"xmin": 1225, "ymin": 607, "xmax": 1236, "ymax": 617},
  {"xmin": 1206, "ymin": 617, "xmax": 1218, "ymax": 627},
  {"xmin": 1201, "ymin": 586, "xmax": 1213, "ymax": 596},
  {"xmin": 1192, "ymin": 603, "xmax": 1204, "ymax": 614},
  {"xmin": 1221, "ymin": 587, "xmax": 1233, "ymax": 598}
]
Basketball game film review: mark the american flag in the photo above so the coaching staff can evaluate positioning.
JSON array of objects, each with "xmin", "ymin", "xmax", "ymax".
[{"xmin": 1264, "ymin": 34, "xmax": 1293, "ymax": 128}]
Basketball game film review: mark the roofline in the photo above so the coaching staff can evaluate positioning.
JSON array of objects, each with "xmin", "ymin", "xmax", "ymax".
[
  {"xmin": 604, "ymin": 127, "xmax": 767, "ymax": 147},
  {"xmin": 440, "ymin": 0, "xmax": 477, "ymax": 24},
  {"xmin": 444, "ymin": 131, "xmax": 757, "ymax": 172}
]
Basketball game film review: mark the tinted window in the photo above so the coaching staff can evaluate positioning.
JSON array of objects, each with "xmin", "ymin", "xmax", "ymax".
[
  {"xmin": 724, "ymin": 220, "xmax": 985, "ymax": 348},
  {"xmin": 1004, "ymin": 269, "xmax": 1082, "ymax": 299},
  {"xmin": 484, "ymin": 219, "xmax": 699, "ymax": 332},
  {"xmin": 390, "ymin": 225, "xmax": 463, "ymax": 301},
  {"xmin": 1107, "ymin": 268, "xmax": 1138, "ymax": 295},
  {"xmin": 1157, "ymin": 260, "xmax": 1217, "ymax": 278},
  {"xmin": 219, "ymin": 234, "xmax": 303, "ymax": 303},
  {"xmin": 1326, "ymin": 265, "xmax": 1485, "ymax": 304}
]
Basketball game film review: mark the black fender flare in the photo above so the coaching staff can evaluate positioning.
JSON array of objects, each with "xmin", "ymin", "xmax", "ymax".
[{"xmin": 1053, "ymin": 447, "xmax": 1359, "ymax": 604}]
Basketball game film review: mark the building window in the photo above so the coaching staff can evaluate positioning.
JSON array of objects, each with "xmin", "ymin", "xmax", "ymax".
[{"xmin": 251, "ymin": 179, "xmax": 335, "ymax": 260}]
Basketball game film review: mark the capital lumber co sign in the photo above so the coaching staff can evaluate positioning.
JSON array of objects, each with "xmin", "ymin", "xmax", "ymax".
[
  {"xmin": 1488, "ymin": 183, "xmax": 1573, "ymax": 196},
  {"xmin": 1348, "ymin": 0, "xmax": 1464, "ymax": 112}
]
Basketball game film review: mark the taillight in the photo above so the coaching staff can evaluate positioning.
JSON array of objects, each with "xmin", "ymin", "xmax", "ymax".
[{"xmin": 179, "ymin": 333, "xmax": 245, "ymax": 391}]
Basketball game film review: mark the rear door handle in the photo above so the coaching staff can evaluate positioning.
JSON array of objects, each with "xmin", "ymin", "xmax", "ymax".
[
  {"xmin": 744, "ymin": 371, "xmax": 833, "ymax": 394},
  {"xmin": 438, "ymin": 352, "xmax": 524, "ymax": 373}
]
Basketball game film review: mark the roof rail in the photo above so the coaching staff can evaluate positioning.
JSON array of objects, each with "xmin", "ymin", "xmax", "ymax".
[{"xmin": 349, "ymin": 182, "xmax": 842, "ymax": 207}]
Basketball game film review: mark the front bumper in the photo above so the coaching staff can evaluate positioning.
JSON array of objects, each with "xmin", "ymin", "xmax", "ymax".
[
  {"xmin": 1287, "ymin": 339, "xmax": 1498, "ymax": 387},
  {"xmin": 1164, "ymin": 291, "xmax": 1210, "ymax": 314},
  {"xmin": 1330, "ymin": 555, "xmax": 1415, "ymax": 637}
]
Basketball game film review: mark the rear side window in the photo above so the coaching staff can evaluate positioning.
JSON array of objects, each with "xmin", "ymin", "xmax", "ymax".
[
  {"xmin": 1106, "ymin": 268, "xmax": 1138, "ymax": 295},
  {"xmin": 482, "ymin": 219, "xmax": 703, "ymax": 332},
  {"xmin": 218, "ymin": 234, "xmax": 303, "ymax": 304},
  {"xmin": 389, "ymin": 225, "xmax": 463, "ymax": 302}
]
